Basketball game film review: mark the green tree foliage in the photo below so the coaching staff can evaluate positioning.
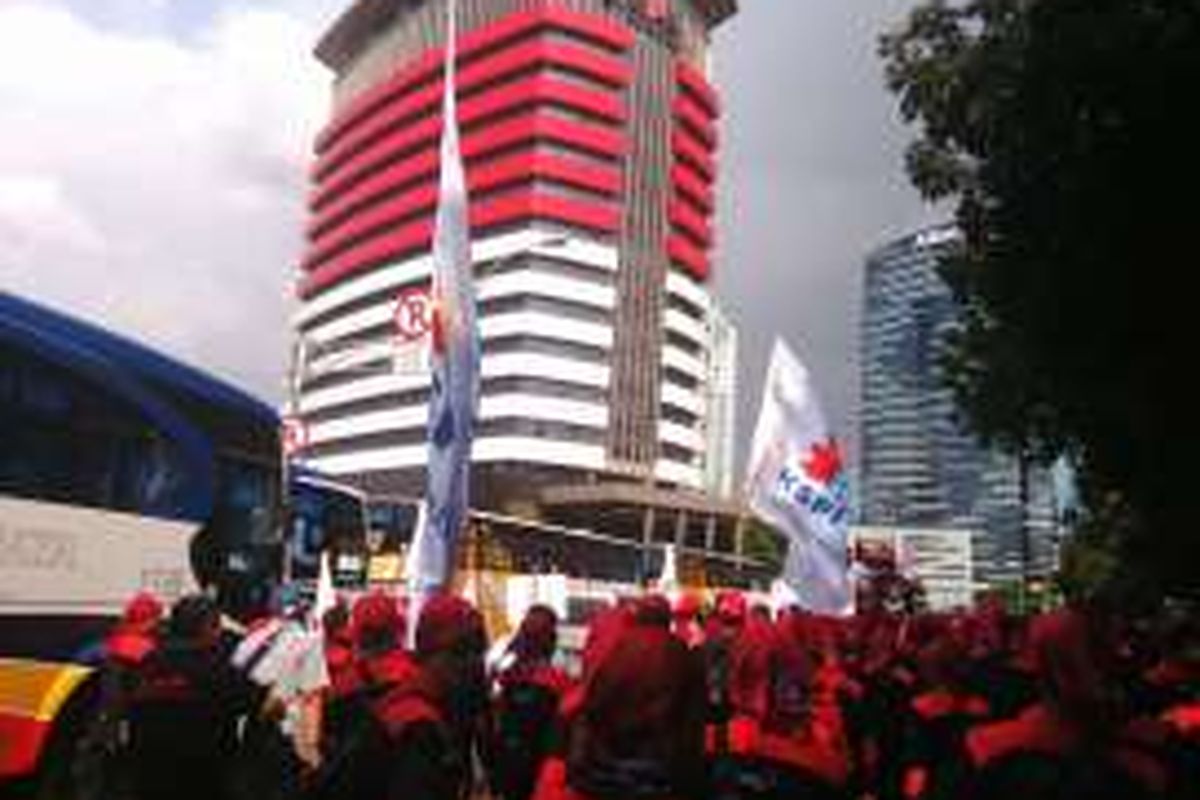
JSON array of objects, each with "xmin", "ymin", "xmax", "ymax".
[
  {"xmin": 742, "ymin": 517, "xmax": 786, "ymax": 574},
  {"xmin": 880, "ymin": 0, "xmax": 1200, "ymax": 593}
]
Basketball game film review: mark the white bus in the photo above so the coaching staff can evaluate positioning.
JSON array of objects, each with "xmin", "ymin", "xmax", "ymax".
[{"xmin": 0, "ymin": 293, "xmax": 365, "ymax": 796}]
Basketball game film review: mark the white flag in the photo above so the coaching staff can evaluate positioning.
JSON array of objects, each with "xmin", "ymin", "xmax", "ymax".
[
  {"xmin": 312, "ymin": 551, "xmax": 337, "ymax": 628},
  {"xmin": 745, "ymin": 339, "xmax": 852, "ymax": 615},
  {"xmin": 656, "ymin": 544, "xmax": 680, "ymax": 601},
  {"xmin": 404, "ymin": 500, "xmax": 431, "ymax": 649}
]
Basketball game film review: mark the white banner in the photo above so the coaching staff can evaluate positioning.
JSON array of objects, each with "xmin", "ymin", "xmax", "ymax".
[{"xmin": 745, "ymin": 339, "xmax": 852, "ymax": 615}]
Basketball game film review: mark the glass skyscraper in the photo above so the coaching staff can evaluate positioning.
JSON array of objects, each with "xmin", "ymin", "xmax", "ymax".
[{"xmin": 860, "ymin": 225, "xmax": 1058, "ymax": 587}]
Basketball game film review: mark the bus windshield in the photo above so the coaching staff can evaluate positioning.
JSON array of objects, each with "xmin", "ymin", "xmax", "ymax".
[{"xmin": 287, "ymin": 475, "xmax": 368, "ymax": 589}]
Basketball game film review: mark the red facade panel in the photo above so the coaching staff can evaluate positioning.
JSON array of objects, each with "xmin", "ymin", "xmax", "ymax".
[
  {"xmin": 308, "ymin": 152, "xmax": 621, "ymax": 261},
  {"xmin": 670, "ymin": 60, "xmax": 722, "ymax": 283},
  {"xmin": 671, "ymin": 163, "xmax": 714, "ymax": 215},
  {"xmin": 301, "ymin": 189, "xmax": 621, "ymax": 297},
  {"xmin": 675, "ymin": 61, "xmax": 720, "ymax": 118},
  {"xmin": 314, "ymin": 110, "xmax": 625, "ymax": 210},
  {"xmin": 671, "ymin": 128, "xmax": 716, "ymax": 181},
  {"xmin": 672, "ymin": 94, "xmax": 717, "ymax": 149},
  {"xmin": 310, "ymin": 150, "xmax": 440, "ymax": 235},
  {"xmin": 310, "ymin": 149, "xmax": 621, "ymax": 239},
  {"xmin": 669, "ymin": 198, "xmax": 713, "ymax": 248},
  {"xmin": 315, "ymin": 45, "xmax": 629, "ymax": 181},
  {"xmin": 668, "ymin": 233, "xmax": 710, "ymax": 281},
  {"xmin": 317, "ymin": 9, "xmax": 634, "ymax": 156}
]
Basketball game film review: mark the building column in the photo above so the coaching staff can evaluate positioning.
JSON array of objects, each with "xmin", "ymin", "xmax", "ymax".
[
  {"xmin": 734, "ymin": 515, "xmax": 746, "ymax": 570},
  {"xmin": 674, "ymin": 509, "xmax": 688, "ymax": 548}
]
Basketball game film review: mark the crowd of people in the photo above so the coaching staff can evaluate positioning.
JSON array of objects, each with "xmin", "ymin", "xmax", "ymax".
[{"xmin": 84, "ymin": 586, "xmax": 1200, "ymax": 800}]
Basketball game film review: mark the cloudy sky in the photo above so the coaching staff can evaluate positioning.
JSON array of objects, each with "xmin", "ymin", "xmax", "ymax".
[{"xmin": 0, "ymin": 0, "xmax": 935, "ymax": 471}]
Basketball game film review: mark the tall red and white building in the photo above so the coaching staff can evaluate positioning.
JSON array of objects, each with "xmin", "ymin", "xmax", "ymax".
[{"xmin": 292, "ymin": 0, "xmax": 739, "ymax": 518}]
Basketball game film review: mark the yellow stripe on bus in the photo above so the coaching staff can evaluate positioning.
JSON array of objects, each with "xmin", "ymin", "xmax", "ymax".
[{"xmin": 0, "ymin": 659, "xmax": 92, "ymax": 722}]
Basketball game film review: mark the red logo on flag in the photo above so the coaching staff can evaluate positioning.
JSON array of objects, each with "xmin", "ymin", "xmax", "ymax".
[{"xmin": 803, "ymin": 438, "xmax": 844, "ymax": 486}]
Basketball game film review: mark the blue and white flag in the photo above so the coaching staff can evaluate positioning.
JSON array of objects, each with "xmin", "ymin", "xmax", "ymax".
[
  {"xmin": 414, "ymin": 0, "xmax": 477, "ymax": 601},
  {"xmin": 745, "ymin": 339, "xmax": 852, "ymax": 615}
]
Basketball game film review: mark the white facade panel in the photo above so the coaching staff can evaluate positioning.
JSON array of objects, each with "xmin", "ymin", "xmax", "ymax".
[
  {"xmin": 477, "ymin": 272, "xmax": 615, "ymax": 309},
  {"xmin": 300, "ymin": 353, "xmax": 610, "ymax": 416},
  {"xmin": 298, "ymin": 229, "xmax": 618, "ymax": 326},
  {"xmin": 662, "ymin": 345, "xmax": 706, "ymax": 380},
  {"xmin": 308, "ymin": 395, "xmax": 607, "ymax": 446},
  {"xmin": 481, "ymin": 313, "xmax": 613, "ymax": 349},
  {"xmin": 308, "ymin": 406, "xmax": 427, "ymax": 445},
  {"xmin": 483, "ymin": 353, "xmax": 609, "ymax": 388},
  {"xmin": 308, "ymin": 437, "xmax": 607, "ymax": 476},
  {"xmin": 660, "ymin": 382, "xmax": 705, "ymax": 416},
  {"xmin": 304, "ymin": 271, "xmax": 614, "ymax": 347},
  {"xmin": 655, "ymin": 459, "xmax": 704, "ymax": 489},
  {"xmin": 664, "ymin": 268, "xmax": 711, "ymax": 315},
  {"xmin": 664, "ymin": 308, "xmax": 707, "ymax": 345},
  {"xmin": 301, "ymin": 373, "xmax": 427, "ymax": 415},
  {"xmin": 659, "ymin": 420, "xmax": 705, "ymax": 452}
]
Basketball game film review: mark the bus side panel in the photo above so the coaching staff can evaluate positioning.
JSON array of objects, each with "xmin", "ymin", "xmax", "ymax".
[
  {"xmin": 0, "ymin": 497, "xmax": 199, "ymax": 624},
  {"xmin": 0, "ymin": 660, "xmax": 91, "ymax": 780}
]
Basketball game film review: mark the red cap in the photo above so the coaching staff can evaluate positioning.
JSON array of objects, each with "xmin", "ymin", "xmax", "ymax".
[
  {"xmin": 416, "ymin": 594, "xmax": 485, "ymax": 657},
  {"xmin": 716, "ymin": 591, "xmax": 747, "ymax": 624},
  {"xmin": 122, "ymin": 592, "xmax": 163, "ymax": 631},
  {"xmin": 351, "ymin": 591, "xmax": 403, "ymax": 644}
]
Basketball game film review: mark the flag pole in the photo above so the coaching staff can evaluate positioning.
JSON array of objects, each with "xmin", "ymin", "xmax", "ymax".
[{"xmin": 409, "ymin": 0, "xmax": 477, "ymax": 639}]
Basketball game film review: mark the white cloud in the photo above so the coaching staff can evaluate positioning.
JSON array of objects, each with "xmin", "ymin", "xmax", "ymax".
[
  {"xmin": 0, "ymin": 0, "xmax": 934, "ymax": 475},
  {"xmin": 0, "ymin": 1, "xmax": 330, "ymax": 402}
]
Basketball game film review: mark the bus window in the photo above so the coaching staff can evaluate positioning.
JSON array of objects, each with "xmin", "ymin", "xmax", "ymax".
[
  {"xmin": 0, "ymin": 349, "xmax": 193, "ymax": 519},
  {"xmin": 216, "ymin": 458, "xmax": 279, "ymax": 546},
  {"xmin": 367, "ymin": 499, "xmax": 420, "ymax": 552},
  {"xmin": 208, "ymin": 458, "xmax": 282, "ymax": 619}
]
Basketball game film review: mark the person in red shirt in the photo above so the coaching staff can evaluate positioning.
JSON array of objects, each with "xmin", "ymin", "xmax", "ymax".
[
  {"xmin": 710, "ymin": 611, "xmax": 851, "ymax": 800},
  {"xmin": 313, "ymin": 591, "xmax": 419, "ymax": 800},
  {"xmin": 534, "ymin": 604, "xmax": 706, "ymax": 800},
  {"xmin": 315, "ymin": 592, "xmax": 485, "ymax": 800},
  {"xmin": 899, "ymin": 618, "xmax": 992, "ymax": 800},
  {"xmin": 963, "ymin": 608, "xmax": 1171, "ymax": 800},
  {"xmin": 89, "ymin": 592, "xmax": 164, "ymax": 799},
  {"xmin": 126, "ymin": 595, "xmax": 257, "ymax": 800}
]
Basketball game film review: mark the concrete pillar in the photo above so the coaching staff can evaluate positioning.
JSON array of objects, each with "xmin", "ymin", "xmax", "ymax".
[
  {"xmin": 641, "ymin": 505, "xmax": 656, "ymax": 585},
  {"xmin": 674, "ymin": 509, "xmax": 688, "ymax": 548},
  {"xmin": 705, "ymin": 514, "xmax": 717, "ymax": 552},
  {"xmin": 642, "ymin": 504, "xmax": 656, "ymax": 545}
]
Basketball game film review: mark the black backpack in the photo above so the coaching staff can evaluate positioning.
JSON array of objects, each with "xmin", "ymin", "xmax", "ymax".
[{"xmin": 492, "ymin": 680, "xmax": 561, "ymax": 800}]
